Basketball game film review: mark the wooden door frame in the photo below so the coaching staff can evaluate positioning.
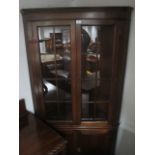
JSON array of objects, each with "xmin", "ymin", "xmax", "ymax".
[
  {"xmin": 24, "ymin": 20, "xmax": 78, "ymax": 123},
  {"xmin": 76, "ymin": 19, "xmax": 130, "ymax": 125}
]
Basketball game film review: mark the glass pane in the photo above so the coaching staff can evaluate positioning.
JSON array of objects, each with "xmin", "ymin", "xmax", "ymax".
[
  {"xmin": 95, "ymin": 103, "xmax": 108, "ymax": 119},
  {"xmin": 81, "ymin": 102, "xmax": 94, "ymax": 120},
  {"xmin": 96, "ymin": 80, "xmax": 111, "ymax": 101},
  {"xmin": 45, "ymin": 101, "xmax": 72, "ymax": 120},
  {"xmin": 38, "ymin": 27, "xmax": 54, "ymax": 53},
  {"xmin": 81, "ymin": 25, "xmax": 114, "ymax": 121},
  {"xmin": 81, "ymin": 80, "xmax": 110, "ymax": 102},
  {"xmin": 38, "ymin": 26, "xmax": 72, "ymax": 121},
  {"xmin": 81, "ymin": 102, "xmax": 108, "ymax": 121}
]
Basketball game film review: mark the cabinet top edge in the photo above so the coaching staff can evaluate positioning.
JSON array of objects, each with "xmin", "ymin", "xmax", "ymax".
[
  {"xmin": 21, "ymin": 7, "xmax": 132, "ymax": 21},
  {"xmin": 21, "ymin": 7, "xmax": 132, "ymax": 14}
]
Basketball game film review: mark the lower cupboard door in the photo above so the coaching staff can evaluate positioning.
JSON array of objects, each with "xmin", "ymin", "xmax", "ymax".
[
  {"xmin": 75, "ymin": 130, "xmax": 115, "ymax": 155},
  {"xmin": 61, "ymin": 131, "xmax": 77, "ymax": 155}
]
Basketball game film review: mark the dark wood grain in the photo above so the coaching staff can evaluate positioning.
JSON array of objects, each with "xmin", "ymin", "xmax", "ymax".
[
  {"xmin": 19, "ymin": 99, "xmax": 27, "ymax": 117},
  {"xmin": 20, "ymin": 113, "xmax": 67, "ymax": 155},
  {"xmin": 21, "ymin": 7, "xmax": 132, "ymax": 21}
]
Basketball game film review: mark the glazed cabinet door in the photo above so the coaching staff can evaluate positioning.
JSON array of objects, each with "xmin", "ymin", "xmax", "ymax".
[
  {"xmin": 76, "ymin": 20, "xmax": 128, "ymax": 124},
  {"xmin": 27, "ymin": 20, "xmax": 77, "ymax": 122}
]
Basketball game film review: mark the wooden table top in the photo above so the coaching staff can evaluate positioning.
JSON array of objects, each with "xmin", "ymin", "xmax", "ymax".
[{"xmin": 20, "ymin": 113, "xmax": 67, "ymax": 155}]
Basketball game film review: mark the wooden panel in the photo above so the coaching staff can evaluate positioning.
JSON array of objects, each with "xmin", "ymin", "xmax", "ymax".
[
  {"xmin": 63, "ymin": 131, "xmax": 76, "ymax": 155},
  {"xmin": 108, "ymin": 21, "xmax": 131, "ymax": 124},
  {"xmin": 19, "ymin": 99, "xmax": 27, "ymax": 116},
  {"xmin": 20, "ymin": 113, "xmax": 67, "ymax": 155},
  {"xmin": 76, "ymin": 130, "xmax": 115, "ymax": 155},
  {"xmin": 21, "ymin": 7, "xmax": 132, "ymax": 21},
  {"xmin": 54, "ymin": 128, "xmax": 116, "ymax": 155},
  {"xmin": 19, "ymin": 99, "xmax": 28, "ymax": 129}
]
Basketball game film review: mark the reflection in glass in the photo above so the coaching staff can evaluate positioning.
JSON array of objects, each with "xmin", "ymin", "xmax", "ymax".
[
  {"xmin": 38, "ymin": 26, "xmax": 72, "ymax": 120},
  {"xmin": 81, "ymin": 102, "xmax": 108, "ymax": 121},
  {"xmin": 81, "ymin": 25, "xmax": 114, "ymax": 121}
]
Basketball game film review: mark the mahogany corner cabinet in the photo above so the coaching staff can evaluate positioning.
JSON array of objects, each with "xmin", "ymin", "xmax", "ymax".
[{"xmin": 21, "ymin": 7, "xmax": 132, "ymax": 155}]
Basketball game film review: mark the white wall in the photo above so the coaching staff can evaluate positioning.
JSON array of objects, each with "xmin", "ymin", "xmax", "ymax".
[
  {"xmin": 19, "ymin": 13, "xmax": 34, "ymax": 112},
  {"xmin": 19, "ymin": 0, "xmax": 134, "ymax": 8},
  {"xmin": 19, "ymin": 0, "xmax": 135, "ymax": 154}
]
